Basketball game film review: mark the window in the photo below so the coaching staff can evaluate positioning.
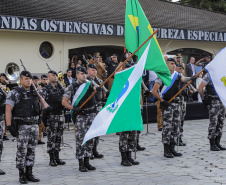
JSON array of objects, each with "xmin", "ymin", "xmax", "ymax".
[{"xmin": 39, "ymin": 41, "xmax": 53, "ymax": 59}]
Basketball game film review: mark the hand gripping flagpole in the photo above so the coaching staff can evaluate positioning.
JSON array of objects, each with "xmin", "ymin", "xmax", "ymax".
[{"xmin": 79, "ymin": 29, "xmax": 159, "ymax": 109}]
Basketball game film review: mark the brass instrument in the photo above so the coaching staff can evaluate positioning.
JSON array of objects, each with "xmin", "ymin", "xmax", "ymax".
[
  {"xmin": 58, "ymin": 71, "xmax": 66, "ymax": 88},
  {"xmin": 5, "ymin": 62, "xmax": 20, "ymax": 83},
  {"xmin": 0, "ymin": 85, "xmax": 8, "ymax": 97}
]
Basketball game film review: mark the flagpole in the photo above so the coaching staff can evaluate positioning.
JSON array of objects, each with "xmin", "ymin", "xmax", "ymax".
[
  {"xmin": 167, "ymin": 68, "xmax": 205, "ymax": 104},
  {"xmin": 79, "ymin": 29, "xmax": 159, "ymax": 109}
]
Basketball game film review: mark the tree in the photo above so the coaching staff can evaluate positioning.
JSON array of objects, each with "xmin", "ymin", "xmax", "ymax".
[{"xmin": 177, "ymin": 0, "xmax": 226, "ymax": 13}]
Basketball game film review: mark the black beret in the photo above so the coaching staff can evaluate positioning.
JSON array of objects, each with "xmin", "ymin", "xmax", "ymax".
[
  {"xmin": 0, "ymin": 73, "xmax": 6, "ymax": 77},
  {"xmin": 33, "ymin": 75, "xmax": 39, "ymax": 80},
  {"xmin": 88, "ymin": 64, "xmax": 97, "ymax": 70},
  {"xmin": 48, "ymin": 70, "xmax": 57, "ymax": 76},
  {"xmin": 20, "ymin": 71, "xmax": 33, "ymax": 78},
  {"xmin": 176, "ymin": 64, "xmax": 184, "ymax": 69},
  {"xmin": 206, "ymin": 55, "xmax": 211, "ymax": 59},
  {"xmin": 112, "ymin": 54, "xmax": 117, "ymax": 57},
  {"xmin": 167, "ymin": 58, "xmax": 176, "ymax": 63},
  {"xmin": 76, "ymin": 66, "xmax": 87, "ymax": 74},
  {"xmin": 41, "ymin": 74, "xmax": 47, "ymax": 78}
]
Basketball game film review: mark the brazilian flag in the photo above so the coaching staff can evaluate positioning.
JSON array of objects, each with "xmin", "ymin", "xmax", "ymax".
[{"xmin": 125, "ymin": 0, "xmax": 171, "ymax": 86}]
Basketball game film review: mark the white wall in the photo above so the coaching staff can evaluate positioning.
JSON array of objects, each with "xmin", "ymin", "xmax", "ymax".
[{"xmin": 0, "ymin": 30, "xmax": 225, "ymax": 78}]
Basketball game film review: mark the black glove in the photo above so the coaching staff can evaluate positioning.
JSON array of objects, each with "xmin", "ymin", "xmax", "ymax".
[
  {"xmin": 7, "ymin": 125, "xmax": 17, "ymax": 137},
  {"xmin": 106, "ymin": 91, "xmax": 110, "ymax": 98},
  {"xmin": 96, "ymin": 87, "xmax": 102, "ymax": 92},
  {"xmin": 190, "ymin": 76, "xmax": 197, "ymax": 82},
  {"xmin": 202, "ymin": 99, "xmax": 210, "ymax": 108},
  {"xmin": 45, "ymin": 106, "xmax": 53, "ymax": 114},
  {"xmin": 160, "ymin": 100, "xmax": 170, "ymax": 110},
  {"xmin": 73, "ymin": 107, "xmax": 81, "ymax": 113}
]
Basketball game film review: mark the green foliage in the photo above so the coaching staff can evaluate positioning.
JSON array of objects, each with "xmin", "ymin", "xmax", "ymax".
[{"xmin": 178, "ymin": 0, "xmax": 226, "ymax": 13}]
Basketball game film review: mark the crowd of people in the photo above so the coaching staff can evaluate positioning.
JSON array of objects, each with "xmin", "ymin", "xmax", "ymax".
[{"xmin": 0, "ymin": 50, "xmax": 225, "ymax": 184}]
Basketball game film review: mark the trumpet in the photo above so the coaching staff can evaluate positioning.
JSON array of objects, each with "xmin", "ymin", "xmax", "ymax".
[{"xmin": 0, "ymin": 85, "xmax": 8, "ymax": 97}]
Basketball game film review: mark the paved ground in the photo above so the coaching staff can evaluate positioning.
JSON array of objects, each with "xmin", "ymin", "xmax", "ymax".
[{"xmin": 1, "ymin": 119, "xmax": 226, "ymax": 185}]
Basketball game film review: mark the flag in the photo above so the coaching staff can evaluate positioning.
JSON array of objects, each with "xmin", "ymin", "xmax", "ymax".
[
  {"xmin": 205, "ymin": 47, "xmax": 226, "ymax": 106},
  {"xmin": 125, "ymin": 0, "xmax": 171, "ymax": 86},
  {"xmin": 82, "ymin": 41, "xmax": 151, "ymax": 145}
]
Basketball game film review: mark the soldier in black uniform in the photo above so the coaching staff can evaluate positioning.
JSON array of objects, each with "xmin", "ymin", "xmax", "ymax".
[
  {"xmin": 105, "ymin": 54, "xmax": 119, "ymax": 91},
  {"xmin": 199, "ymin": 73, "xmax": 226, "ymax": 151},
  {"xmin": 62, "ymin": 66, "xmax": 101, "ymax": 172},
  {"xmin": 87, "ymin": 64, "xmax": 107, "ymax": 159},
  {"xmin": 152, "ymin": 58, "xmax": 195, "ymax": 158},
  {"xmin": 5, "ymin": 71, "xmax": 41, "ymax": 183},
  {"xmin": 0, "ymin": 87, "xmax": 6, "ymax": 175},
  {"xmin": 39, "ymin": 70, "xmax": 66, "ymax": 167}
]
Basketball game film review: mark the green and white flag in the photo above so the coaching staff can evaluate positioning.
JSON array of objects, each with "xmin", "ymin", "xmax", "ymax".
[
  {"xmin": 71, "ymin": 80, "xmax": 91, "ymax": 117},
  {"xmin": 82, "ymin": 41, "xmax": 151, "ymax": 145}
]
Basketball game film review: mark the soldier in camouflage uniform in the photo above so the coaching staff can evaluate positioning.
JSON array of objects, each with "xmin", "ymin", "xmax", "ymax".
[
  {"xmin": 198, "ymin": 73, "xmax": 226, "ymax": 151},
  {"xmin": 152, "ymin": 58, "xmax": 195, "ymax": 158},
  {"xmin": 62, "ymin": 66, "xmax": 102, "ymax": 172},
  {"xmin": 5, "ymin": 71, "xmax": 41, "ymax": 183},
  {"xmin": 87, "ymin": 64, "xmax": 107, "ymax": 159},
  {"xmin": 39, "ymin": 70, "xmax": 66, "ymax": 166},
  {"xmin": 0, "ymin": 89, "xmax": 6, "ymax": 175}
]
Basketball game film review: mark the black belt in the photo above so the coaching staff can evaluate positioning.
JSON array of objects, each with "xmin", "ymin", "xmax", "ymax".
[
  {"xmin": 79, "ymin": 107, "xmax": 96, "ymax": 115},
  {"xmin": 17, "ymin": 120, "xmax": 39, "ymax": 125}
]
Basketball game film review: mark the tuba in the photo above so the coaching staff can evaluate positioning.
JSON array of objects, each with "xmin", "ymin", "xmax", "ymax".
[{"xmin": 5, "ymin": 62, "xmax": 20, "ymax": 83}]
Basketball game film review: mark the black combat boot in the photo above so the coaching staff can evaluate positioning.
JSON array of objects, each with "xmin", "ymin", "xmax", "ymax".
[
  {"xmin": 137, "ymin": 139, "xmax": 146, "ymax": 151},
  {"xmin": 0, "ymin": 169, "xmax": 5, "ymax": 175},
  {"xmin": 215, "ymin": 136, "xmax": 226, "ymax": 150},
  {"xmin": 209, "ymin": 138, "xmax": 220, "ymax": 151},
  {"xmin": 170, "ymin": 144, "xmax": 182, "ymax": 156},
  {"xmin": 26, "ymin": 166, "xmax": 40, "ymax": 182},
  {"xmin": 78, "ymin": 159, "xmax": 88, "ymax": 172},
  {"xmin": 163, "ymin": 144, "xmax": 174, "ymax": 158},
  {"xmin": 93, "ymin": 145, "xmax": 104, "ymax": 158},
  {"xmin": 90, "ymin": 153, "xmax": 95, "ymax": 160},
  {"xmin": 55, "ymin": 151, "xmax": 66, "ymax": 165},
  {"xmin": 19, "ymin": 168, "xmax": 28, "ymax": 184},
  {"xmin": 121, "ymin": 152, "xmax": 132, "ymax": 166},
  {"xmin": 49, "ymin": 153, "xmax": 58, "ymax": 166},
  {"xmin": 126, "ymin": 151, "xmax": 139, "ymax": 165},
  {"xmin": 84, "ymin": 157, "xmax": 96, "ymax": 170}
]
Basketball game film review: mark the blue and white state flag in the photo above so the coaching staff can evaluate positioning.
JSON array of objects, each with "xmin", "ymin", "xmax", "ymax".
[{"xmin": 205, "ymin": 47, "xmax": 226, "ymax": 106}]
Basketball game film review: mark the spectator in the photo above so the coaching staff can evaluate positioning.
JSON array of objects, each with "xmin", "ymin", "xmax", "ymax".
[
  {"xmin": 176, "ymin": 53, "xmax": 186, "ymax": 76},
  {"xmin": 195, "ymin": 55, "xmax": 211, "ymax": 68},
  {"xmin": 64, "ymin": 69, "xmax": 75, "ymax": 87},
  {"xmin": 196, "ymin": 72, "xmax": 204, "ymax": 102},
  {"xmin": 105, "ymin": 54, "xmax": 119, "ymax": 91},
  {"xmin": 147, "ymin": 71, "xmax": 157, "ymax": 103},
  {"xmin": 186, "ymin": 57, "xmax": 196, "ymax": 87},
  {"xmin": 89, "ymin": 53, "xmax": 107, "ymax": 81},
  {"xmin": 69, "ymin": 62, "xmax": 76, "ymax": 79}
]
